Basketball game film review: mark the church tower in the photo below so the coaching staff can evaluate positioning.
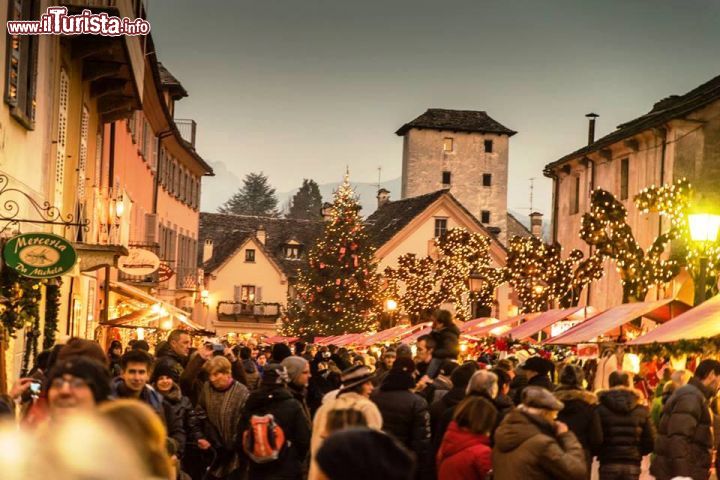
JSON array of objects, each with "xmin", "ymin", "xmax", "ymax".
[{"xmin": 396, "ymin": 108, "xmax": 516, "ymax": 244}]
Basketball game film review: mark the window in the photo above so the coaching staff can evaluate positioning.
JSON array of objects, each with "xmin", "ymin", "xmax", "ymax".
[
  {"xmin": 442, "ymin": 171, "xmax": 451, "ymax": 186},
  {"xmin": 482, "ymin": 173, "xmax": 492, "ymax": 187},
  {"xmin": 245, "ymin": 249, "xmax": 256, "ymax": 262},
  {"xmin": 481, "ymin": 210, "xmax": 491, "ymax": 224},
  {"xmin": 620, "ymin": 158, "xmax": 629, "ymax": 200},
  {"xmin": 240, "ymin": 285, "xmax": 256, "ymax": 303},
  {"xmin": 285, "ymin": 245, "xmax": 301, "ymax": 259},
  {"xmin": 434, "ymin": 218, "xmax": 448, "ymax": 238},
  {"xmin": 443, "ymin": 137, "xmax": 454, "ymax": 152},
  {"xmin": 484, "ymin": 140, "xmax": 493, "ymax": 153},
  {"xmin": 570, "ymin": 176, "xmax": 580, "ymax": 215},
  {"xmin": 5, "ymin": 0, "xmax": 40, "ymax": 129},
  {"xmin": 53, "ymin": 67, "xmax": 69, "ymax": 211}
]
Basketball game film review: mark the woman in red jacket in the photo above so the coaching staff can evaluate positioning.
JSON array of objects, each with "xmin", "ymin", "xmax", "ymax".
[{"xmin": 436, "ymin": 395, "xmax": 497, "ymax": 480}]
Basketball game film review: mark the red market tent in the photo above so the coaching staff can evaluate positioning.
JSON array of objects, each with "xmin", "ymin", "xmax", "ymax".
[
  {"xmin": 357, "ymin": 324, "xmax": 411, "ymax": 346},
  {"xmin": 399, "ymin": 323, "xmax": 433, "ymax": 344},
  {"xmin": 628, "ymin": 294, "xmax": 720, "ymax": 345},
  {"xmin": 504, "ymin": 306, "xmax": 588, "ymax": 341},
  {"xmin": 463, "ymin": 313, "xmax": 530, "ymax": 337},
  {"xmin": 334, "ymin": 333, "xmax": 368, "ymax": 346},
  {"xmin": 263, "ymin": 336, "xmax": 300, "ymax": 344},
  {"xmin": 545, "ymin": 298, "xmax": 691, "ymax": 345},
  {"xmin": 459, "ymin": 317, "xmax": 497, "ymax": 332}
]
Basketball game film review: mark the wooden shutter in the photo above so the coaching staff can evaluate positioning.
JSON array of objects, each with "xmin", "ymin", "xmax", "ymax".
[
  {"xmin": 54, "ymin": 67, "xmax": 69, "ymax": 211},
  {"xmin": 77, "ymin": 105, "xmax": 89, "ymax": 201}
]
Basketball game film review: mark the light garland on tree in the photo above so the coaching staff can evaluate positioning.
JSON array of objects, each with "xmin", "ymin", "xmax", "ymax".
[
  {"xmin": 580, "ymin": 188, "xmax": 679, "ymax": 302},
  {"xmin": 281, "ymin": 173, "xmax": 382, "ymax": 337}
]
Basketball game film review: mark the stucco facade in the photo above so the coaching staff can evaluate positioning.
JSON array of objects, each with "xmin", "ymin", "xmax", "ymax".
[
  {"xmin": 400, "ymin": 128, "xmax": 510, "ymax": 245},
  {"xmin": 546, "ymin": 80, "xmax": 720, "ymax": 311}
]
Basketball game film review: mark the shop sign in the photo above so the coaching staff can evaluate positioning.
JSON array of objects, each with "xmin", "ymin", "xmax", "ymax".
[
  {"xmin": 577, "ymin": 343, "xmax": 599, "ymax": 360},
  {"xmin": 157, "ymin": 262, "xmax": 175, "ymax": 282},
  {"xmin": 3, "ymin": 232, "xmax": 77, "ymax": 278},
  {"xmin": 118, "ymin": 248, "xmax": 160, "ymax": 276}
]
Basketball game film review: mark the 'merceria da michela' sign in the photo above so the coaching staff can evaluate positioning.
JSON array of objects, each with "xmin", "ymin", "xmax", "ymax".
[{"xmin": 3, "ymin": 232, "xmax": 77, "ymax": 278}]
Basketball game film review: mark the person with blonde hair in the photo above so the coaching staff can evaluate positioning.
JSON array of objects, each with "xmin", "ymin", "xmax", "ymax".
[
  {"xmin": 196, "ymin": 355, "xmax": 249, "ymax": 479},
  {"xmin": 99, "ymin": 399, "xmax": 174, "ymax": 480}
]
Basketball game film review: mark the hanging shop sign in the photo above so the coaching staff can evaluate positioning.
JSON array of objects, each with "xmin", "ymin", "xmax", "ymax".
[
  {"xmin": 157, "ymin": 262, "xmax": 175, "ymax": 282},
  {"xmin": 118, "ymin": 248, "xmax": 161, "ymax": 276},
  {"xmin": 577, "ymin": 343, "xmax": 599, "ymax": 361},
  {"xmin": 3, "ymin": 232, "xmax": 77, "ymax": 278}
]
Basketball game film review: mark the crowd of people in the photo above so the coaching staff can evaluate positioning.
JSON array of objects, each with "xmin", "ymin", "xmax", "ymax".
[{"xmin": 2, "ymin": 308, "xmax": 720, "ymax": 480}]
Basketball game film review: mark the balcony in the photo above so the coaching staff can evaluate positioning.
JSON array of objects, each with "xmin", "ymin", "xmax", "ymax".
[
  {"xmin": 176, "ymin": 265, "xmax": 200, "ymax": 291},
  {"xmin": 175, "ymin": 119, "xmax": 197, "ymax": 148},
  {"xmin": 216, "ymin": 302, "xmax": 282, "ymax": 324}
]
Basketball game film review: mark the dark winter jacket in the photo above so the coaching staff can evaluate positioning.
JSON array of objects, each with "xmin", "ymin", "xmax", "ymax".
[
  {"xmin": 431, "ymin": 325, "xmax": 461, "ymax": 360},
  {"xmin": 430, "ymin": 385, "xmax": 466, "ymax": 453},
  {"xmin": 240, "ymin": 385, "xmax": 311, "ymax": 480},
  {"xmin": 436, "ymin": 421, "xmax": 492, "ymax": 480},
  {"xmin": 555, "ymin": 386, "xmax": 602, "ymax": 468},
  {"xmin": 595, "ymin": 387, "xmax": 654, "ymax": 465},
  {"xmin": 242, "ymin": 359, "xmax": 261, "ymax": 390},
  {"xmin": 112, "ymin": 378, "xmax": 186, "ymax": 454},
  {"xmin": 159, "ymin": 383, "xmax": 204, "ymax": 457},
  {"xmin": 493, "ymin": 408, "xmax": 588, "ymax": 480},
  {"xmin": 511, "ymin": 373, "xmax": 554, "ymax": 406},
  {"xmin": 371, "ymin": 372, "xmax": 432, "ymax": 459},
  {"xmin": 651, "ymin": 377, "xmax": 715, "ymax": 480}
]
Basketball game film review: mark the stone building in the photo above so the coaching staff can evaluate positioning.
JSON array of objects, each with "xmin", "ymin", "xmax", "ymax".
[
  {"xmin": 544, "ymin": 74, "xmax": 720, "ymax": 311},
  {"xmin": 396, "ymin": 108, "xmax": 517, "ymax": 244}
]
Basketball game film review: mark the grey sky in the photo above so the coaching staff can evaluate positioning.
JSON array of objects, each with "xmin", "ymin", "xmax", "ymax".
[{"xmin": 147, "ymin": 0, "xmax": 720, "ymax": 217}]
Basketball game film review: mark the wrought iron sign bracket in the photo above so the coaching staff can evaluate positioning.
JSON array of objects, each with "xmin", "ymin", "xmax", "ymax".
[{"xmin": 0, "ymin": 174, "xmax": 89, "ymax": 235}]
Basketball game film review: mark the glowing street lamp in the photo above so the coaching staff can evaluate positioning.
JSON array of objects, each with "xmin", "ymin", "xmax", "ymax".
[
  {"xmin": 688, "ymin": 213, "xmax": 720, "ymax": 304},
  {"xmin": 385, "ymin": 298, "xmax": 398, "ymax": 311}
]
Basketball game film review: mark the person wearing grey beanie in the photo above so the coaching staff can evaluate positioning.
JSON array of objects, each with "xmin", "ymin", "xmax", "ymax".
[{"xmin": 281, "ymin": 355, "xmax": 311, "ymax": 420}]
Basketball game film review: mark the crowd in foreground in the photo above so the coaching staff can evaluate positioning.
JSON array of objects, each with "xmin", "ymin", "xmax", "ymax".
[{"xmin": 1, "ymin": 309, "xmax": 720, "ymax": 480}]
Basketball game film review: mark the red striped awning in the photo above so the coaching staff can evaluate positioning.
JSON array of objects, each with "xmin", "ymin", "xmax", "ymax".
[{"xmin": 504, "ymin": 307, "xmax": 587, "ymax": 340}]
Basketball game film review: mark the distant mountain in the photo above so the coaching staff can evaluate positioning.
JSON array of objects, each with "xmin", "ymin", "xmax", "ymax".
[{"xmin": 200, "ymin": 161, "xmax": 244, "ymax": 212}]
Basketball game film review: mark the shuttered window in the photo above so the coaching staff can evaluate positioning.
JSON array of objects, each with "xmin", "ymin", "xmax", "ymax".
[
  {"xmin": 54, "ymin": 67, "xmax": 69, "ymax": 211},
  {"xmin": 5, "ymin": 0, "xmax": 40, "ymax": 129}
]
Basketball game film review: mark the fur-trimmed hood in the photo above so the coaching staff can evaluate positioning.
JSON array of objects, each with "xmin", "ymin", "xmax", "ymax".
[
  {"xmin": 597, "ymin": 386, "xmax": 643, "ymax": 413},
  {"xmin": 554, "ymin": 386, "xmax": 598, "ymax": 406}
]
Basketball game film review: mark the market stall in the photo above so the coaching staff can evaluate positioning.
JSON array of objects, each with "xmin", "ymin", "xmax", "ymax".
[
  {"xmin": 628, "ymin": 293, "xmax": 720, "ymax": 345},
  {"xmin": 544, "ymin": 298, "xmax": 690, "ymax": 345},
  {"xmin": 463, "ymin": 313, "xmax": 529, "ymax": 337},
  {"xmin": 503, "ymin": 306, "xmax": 591, "ymax": 341}
]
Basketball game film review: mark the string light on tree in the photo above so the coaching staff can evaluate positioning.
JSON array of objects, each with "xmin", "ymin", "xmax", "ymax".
[{"xmin": 281, "ymin": 172, "xmax": 382, "ymax": 337}]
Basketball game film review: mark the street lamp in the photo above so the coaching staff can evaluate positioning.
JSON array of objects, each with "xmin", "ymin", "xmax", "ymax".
[
  {"xmin": 688, "ymin": 213, "xmax": 720, "ymax": 305},
  {"xmin": 384, "ymin": 298, "xmax": 398, "ymax": 312}
]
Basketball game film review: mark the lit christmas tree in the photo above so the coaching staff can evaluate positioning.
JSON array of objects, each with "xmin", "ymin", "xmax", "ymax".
[
  {"xmin": 581, "ymin": 188, "xmax": 679, "ymax": 302},
  {"xmin": 281, "ymin": 174, "xmax": 381, "ymax": 337}
]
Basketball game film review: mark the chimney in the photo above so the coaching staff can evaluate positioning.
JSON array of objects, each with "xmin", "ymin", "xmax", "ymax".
[
  {"xmin": 586, "ymin": 113, "xmax": 599, "ymax": 145},
  {"xmin": 202, "ymin": 239, "xmax": 214, "ymax": 263},
  {"xmin": 377, "ymin": 188, "xmax": 391, "ymax": 209},
  {"xmin": 321, "ymin": 202, "xmax": 333, "ymax": 221},
  {"xmin": 530, "ymin": 212, "xmax": 543, "ymax": 239},
  {"xmin": 255, "ymin": 225, "xmax": 266, "ymax": 245}
]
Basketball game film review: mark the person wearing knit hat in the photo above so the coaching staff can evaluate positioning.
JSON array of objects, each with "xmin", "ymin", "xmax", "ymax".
[
  {"xmin": 281, "ymin": 356, "xmax": 312, "ymax": 421},
  {"xmin": 46, "ymin": 356, "xmax": 111, "ymax": 417},
  {"xmin": 371, "ymin": 357, "xmax": 431, "ymax": 472},
  {"xmin": 493, "ymin": 385, "xmax": 587, "ymax": 480},
  {"xmin": 310, "ymin": 365, "xmax": 383, "ymax": 479},
  {"xmin": 316, "ymin": 428, "xmax": 416, "ymax": 480},
  {"xmin": 555, "ymin": 364, "xmax": 601, "ymax": 475}
]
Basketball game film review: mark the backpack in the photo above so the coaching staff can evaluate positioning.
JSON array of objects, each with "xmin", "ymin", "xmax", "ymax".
[{"xmin": 242, "ymin": 414, "xmax": 286, "ymax": 463}]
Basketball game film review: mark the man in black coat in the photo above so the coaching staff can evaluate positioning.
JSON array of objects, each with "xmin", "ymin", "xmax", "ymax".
[
  {"xmin": 429, "ymin": 361, "xmax": 479, "ymax": 454},
  {"xmin": 510, "ymin": 356, "xmax": 555, "ymax": 405},
  {"xmin": 240, "ymin": 364, "xmax": 311, "ymax": 480},
  {"xmin": 371, "ymin": 357, "xmax": 431, "ymax": 480},
  {"xmin": 651, "ymin": 359, "xmax": 720, "ymax": 480},
  {"xmin": 595, "ymin": 371, "xmax": 654, "ymax": 480},
  {"xmin": 427, "ymin": 310, "xmax": 460, "ymax": 379}
]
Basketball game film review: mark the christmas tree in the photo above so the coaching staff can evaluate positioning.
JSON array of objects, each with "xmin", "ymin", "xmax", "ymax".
[{"xmin": 281, "ymin": 174, "xmax": 381, "ymax": 337}]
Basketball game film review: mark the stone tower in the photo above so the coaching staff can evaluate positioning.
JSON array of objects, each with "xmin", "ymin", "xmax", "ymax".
[{"xmin": 396, "ymin": 108, "xmax": 516, "ymax": 244}]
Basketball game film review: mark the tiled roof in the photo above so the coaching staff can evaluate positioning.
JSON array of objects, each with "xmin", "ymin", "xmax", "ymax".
[
  {"xmin": 365, "ymin": 190, "xmax": 447, "ymax": 247},
  {"xmin": 506, "ymin": 213, "xmax": 533, "ymax": 239},
  {"xmin": 199, "ymin": 213, "xmax": 324, "ymax": 278},
  {"xmin": 544, "ymin": 74, "xmax": 720, "ymax": 175},
  {"xmin": 396, "ymin": 108, "xmax": 517, "ymax": 136},
  {"xmin": 157, "ymin": 62, "xmax": 188, "ymax": 99}
]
